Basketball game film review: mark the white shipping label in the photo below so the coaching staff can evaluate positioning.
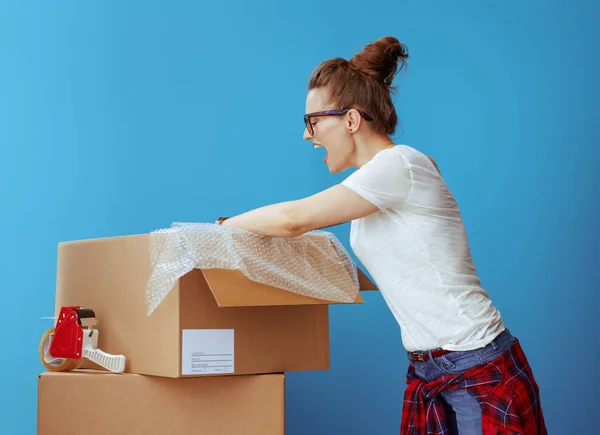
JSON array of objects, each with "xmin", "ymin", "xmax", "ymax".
[{"xmin": 182, "ymin": 329, "xmax": 234, "ymax": 375}]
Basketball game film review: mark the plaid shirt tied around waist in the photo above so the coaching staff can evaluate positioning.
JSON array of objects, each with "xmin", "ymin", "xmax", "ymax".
[{"xmin": 400, "ymin": 340, "xmax": 547, "ymax": 435}]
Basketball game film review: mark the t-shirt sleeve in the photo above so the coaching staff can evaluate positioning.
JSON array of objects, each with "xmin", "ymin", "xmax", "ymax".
[{"xmin": 341, "ymin": 149, "xmax": 412, "ymax": 209}]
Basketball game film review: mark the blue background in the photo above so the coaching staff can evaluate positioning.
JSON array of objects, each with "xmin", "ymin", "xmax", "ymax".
[{"xmin": 1, "ymin": 1, "xmax": 598, "ymax": 433}]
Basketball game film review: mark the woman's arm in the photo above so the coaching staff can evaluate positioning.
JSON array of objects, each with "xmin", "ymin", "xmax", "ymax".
[{"xmin": 220, "ymin": 184, "xmax": 379, "ymax": 237}]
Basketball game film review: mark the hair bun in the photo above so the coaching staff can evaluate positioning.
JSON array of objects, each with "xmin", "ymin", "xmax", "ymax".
[{"xmin": 349, "ymin": 36, "xmax": 408, "ymax": 90}]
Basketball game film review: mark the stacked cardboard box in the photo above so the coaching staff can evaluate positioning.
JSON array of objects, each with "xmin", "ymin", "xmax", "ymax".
[{"xmin": 37, "ymin": 233, "xmax": 376, "ymax": 434}]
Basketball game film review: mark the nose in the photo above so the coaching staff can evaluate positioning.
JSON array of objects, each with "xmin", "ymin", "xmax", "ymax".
[{"xmin": 303, "ymin": 128, "xmax": 312, "ymax": 141}]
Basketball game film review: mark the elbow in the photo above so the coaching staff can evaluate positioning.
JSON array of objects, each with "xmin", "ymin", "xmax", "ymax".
[{"xmin": 279, "ymin": 202, "xmax": 308, "ymax": 238}]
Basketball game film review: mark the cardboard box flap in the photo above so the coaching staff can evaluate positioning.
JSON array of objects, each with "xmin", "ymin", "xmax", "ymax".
[
  {"xmin": 357, "ymin": 269, "xmax": 377, "ymax": 291},
  {"xmin": 201, "ymin": 267, "xmax": 375, "ymax": 308}
]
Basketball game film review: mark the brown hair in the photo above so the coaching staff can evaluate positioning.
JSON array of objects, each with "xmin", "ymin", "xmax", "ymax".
[{"xmin": 308, "ymin": 36, "xmax": 408, "ymax": 136}]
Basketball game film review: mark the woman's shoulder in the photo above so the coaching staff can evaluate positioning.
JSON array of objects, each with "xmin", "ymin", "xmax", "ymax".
[
  {"xmin": 393, "ymin": 144, "xmax": 441, "ymax": 174},
  {"xmin": 366, "ymin": 144, "xmax": 440, "ymax": 177},
  {"xmin": 391, "ymin": 144, "xmax": 423, "ymax": 159}
]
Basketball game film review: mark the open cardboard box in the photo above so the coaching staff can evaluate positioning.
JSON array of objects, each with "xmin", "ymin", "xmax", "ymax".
[{"xmin": 55, "ymin": 233, "xmax": 376, "ymax": 378}]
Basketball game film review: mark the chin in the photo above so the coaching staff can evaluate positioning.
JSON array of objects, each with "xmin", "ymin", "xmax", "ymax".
[{"xmin": 326, "ymin": 164, "xmax": 343, "ymax": 174}]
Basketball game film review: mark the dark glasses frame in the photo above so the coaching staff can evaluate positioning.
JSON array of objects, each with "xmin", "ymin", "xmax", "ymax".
[{"xmin": 304, "ymin": 108, "xmax": 373, "ymax": 136}]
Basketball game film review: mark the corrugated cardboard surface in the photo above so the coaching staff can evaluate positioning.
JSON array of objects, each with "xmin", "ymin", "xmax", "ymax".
[
  {"xmin": 202, "ymin": 268, "xmax": 369, "ymax": 306},
  {"xmin": 38, "ymin": 370, "xmax": 285, "ymax": 435},
  {"xmin": 56, "ymin": 235, "xmax": 181, "ymax": 377},
  {"xmin": 179, "ymin": 269, "xmax": 329, "ymax": 376},
  {"xmin": 55, "ymin": 234, "xmax": 330, "ymax": 377}
]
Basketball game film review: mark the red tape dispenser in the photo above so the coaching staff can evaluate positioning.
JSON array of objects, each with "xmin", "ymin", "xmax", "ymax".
[{"xmin": 39, "ymin": 306, "xmax": 126, "ymax": 373}]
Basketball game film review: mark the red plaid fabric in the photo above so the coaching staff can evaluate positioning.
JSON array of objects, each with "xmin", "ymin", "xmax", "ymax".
[{"xmin": 400, "ymin": 339, "xmax": 547, "ymax": 434}]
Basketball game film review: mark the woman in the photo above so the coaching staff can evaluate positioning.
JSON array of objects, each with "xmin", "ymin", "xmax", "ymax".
[{"xmin": 218, "ymin": 36, "xmax": 545, "ymax": 435}]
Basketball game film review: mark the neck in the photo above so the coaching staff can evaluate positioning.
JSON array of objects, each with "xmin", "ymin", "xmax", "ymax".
[{"xmin": 353, "ymin": 133, "xmax": 396, "ymax": 167}]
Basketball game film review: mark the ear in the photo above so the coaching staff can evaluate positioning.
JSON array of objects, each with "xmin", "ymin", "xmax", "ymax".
[{"xmin": 347, "ymin": 109, "xmax": 362, "ymax": 134}]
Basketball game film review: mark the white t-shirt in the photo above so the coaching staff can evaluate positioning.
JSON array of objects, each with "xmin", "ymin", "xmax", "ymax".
[{"xmin": 341, "ymin": 144, "xmax": 505, "ymax": 352}]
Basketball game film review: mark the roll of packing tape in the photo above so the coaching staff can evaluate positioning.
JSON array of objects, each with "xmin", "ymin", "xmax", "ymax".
[{"xmin": 39, "ymin": 327, "xmax": 83, "ymax": 372}]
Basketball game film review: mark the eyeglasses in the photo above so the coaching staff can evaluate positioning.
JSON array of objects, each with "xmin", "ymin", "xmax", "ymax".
[{"xmin": 303, "ymin": 108, "xmax": 373, "ymax": 136}]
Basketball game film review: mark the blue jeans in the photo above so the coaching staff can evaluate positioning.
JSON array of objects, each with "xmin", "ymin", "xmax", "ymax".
[{"xmin": 407, "ymin": 329, "xmax": 517, "ymax": 435}]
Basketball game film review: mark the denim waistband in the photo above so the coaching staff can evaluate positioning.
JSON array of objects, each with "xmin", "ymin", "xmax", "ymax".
[
  {"xmin": 445, "ymin": 328, "xmax": 516, "ymax": 360},
  {"xmin": 411, "ymin": 328, "xmax": 516, "ymax": 357},
  {"xmin": 489, "ymin": 328, "xmax": 515, "ymax": 348},
  {"xmin": 477, "ymin": 328, "xmax": 515, "ymax": 353},
  {"xmin": 447, "ymin": 328, "xmax": 517, "ymax": 365}
]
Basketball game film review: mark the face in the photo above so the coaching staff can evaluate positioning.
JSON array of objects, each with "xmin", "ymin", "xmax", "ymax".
[{"xmin": 303, "ymin": 88, "xmax": 355, "ymax": 173}]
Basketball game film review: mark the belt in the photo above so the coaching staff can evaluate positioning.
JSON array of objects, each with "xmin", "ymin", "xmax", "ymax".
[{"xmin": 409, "ymin": 348, "xmax": 453, "ymax": 362}]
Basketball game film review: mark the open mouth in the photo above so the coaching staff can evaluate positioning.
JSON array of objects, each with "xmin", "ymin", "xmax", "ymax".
[{"xmin": 313, "ymin": 143, "xmax": 328, "ymax": 163}]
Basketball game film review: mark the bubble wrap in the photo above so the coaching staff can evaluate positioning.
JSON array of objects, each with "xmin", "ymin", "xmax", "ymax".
[{"xmin": 145, "ymin": 222, "xmax": 359, "ymax": 315}]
